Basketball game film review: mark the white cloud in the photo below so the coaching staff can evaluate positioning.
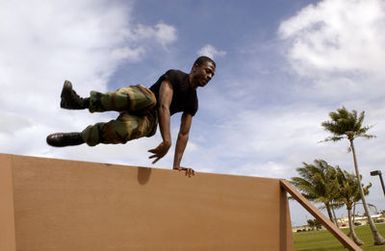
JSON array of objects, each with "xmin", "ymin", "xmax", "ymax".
[
  {"xmin": 132, "ymin": 22, "xmax": 177, "ymax": 48},
  {"xmin": 154, "ymin": 22, "xmax": 178, "ymax": 47},
  {"xmin": 111, "ymin": 47, "xmax": 146, "ymax": 62},
  {"xmin": 276, "ymin": 0, "xmax": 385, "ymax": 109},
  {"xmin": 197, "ymin": 44, "xmax": 226, "ymax": 59},
  {"xmin": 278, "ymin": 0, "xmax": 385, "ymax": 78},
  {"xmin": 187, "ymin": 100, "xmax": 385, "ymax": 182}
]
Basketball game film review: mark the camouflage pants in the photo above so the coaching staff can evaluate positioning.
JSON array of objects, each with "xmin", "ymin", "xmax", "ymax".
[{"xmin": 81, "ymin": 85, "xmax": 158, "ymax": 146}]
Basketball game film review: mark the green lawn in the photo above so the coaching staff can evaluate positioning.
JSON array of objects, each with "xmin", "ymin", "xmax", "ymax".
[{"xmin": 293, "ymin": 224, "xmax": 385, "ymax": 251}]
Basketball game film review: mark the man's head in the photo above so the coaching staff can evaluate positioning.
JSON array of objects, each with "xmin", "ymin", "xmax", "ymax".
[{"xmin": 190, "ymin": 56, "xmax": 216, "ymax": 88}]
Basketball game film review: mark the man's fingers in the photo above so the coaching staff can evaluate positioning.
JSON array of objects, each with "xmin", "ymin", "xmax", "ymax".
[
  {"xmin": 172, "ymin": 167, "xmax": 195, "ymax": 177},
  {"xmin": 149, "ymin": 154, "xmax": 157, "ymax": 159},
  {"xmin": 152, "ymin": 157, "xmax": 161, "ymax": 164},
  {"xmin": 188, "ymin": 168, "xmax": 195, "ymax": 177},
  {"xmin": 149, "ymin": 151, "xmax": 166, "ymax": 164},
  {"xmin": 148, "ymin": 149, "xmax": 157, "ymax": 154},
  {"xmin": 175, "ymin": 167, "xmax": 195, "ymax": 177}
]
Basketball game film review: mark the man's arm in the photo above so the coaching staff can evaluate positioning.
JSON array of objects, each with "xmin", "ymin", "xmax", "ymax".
[
  {"xmin": 173, "ymin": 112, "xmax": 195, "ymax": 177},
  {"xmin": 148, "ymin": 80, "xmax": 173, "ymax": 164}
]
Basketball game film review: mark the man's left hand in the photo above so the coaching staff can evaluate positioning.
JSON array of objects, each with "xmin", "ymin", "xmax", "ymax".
[{"xmin": 148, "ymin": 142, "xmax": 171, "ymax": 164}]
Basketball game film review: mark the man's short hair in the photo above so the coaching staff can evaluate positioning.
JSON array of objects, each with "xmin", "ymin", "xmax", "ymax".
[{"xmin": 194, "ymin": 56, "xmax": 216, "ymax": 68}]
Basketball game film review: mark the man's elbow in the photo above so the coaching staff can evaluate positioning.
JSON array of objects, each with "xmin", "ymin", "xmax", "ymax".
[
  {"xmin": 178, "ymin": 131, "xmax": 189, "ymax": 139},
  {"xmin": 158, "ymin": 104, "xmax": 170, "ymax": 114}
]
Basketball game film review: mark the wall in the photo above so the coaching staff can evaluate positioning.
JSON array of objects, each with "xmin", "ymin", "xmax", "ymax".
[{"xmin": 0, "ymin": 153, "xmax": 293, "ymax": 251}]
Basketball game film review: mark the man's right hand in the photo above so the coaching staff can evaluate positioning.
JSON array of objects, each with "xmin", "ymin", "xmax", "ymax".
[
  {"xmin": 173, "ymin": 166, "xmax": 195, "ymax": 177},
  {"xmin": 148, "ymin": 141, "xmax": 171, "ymax": 164}
]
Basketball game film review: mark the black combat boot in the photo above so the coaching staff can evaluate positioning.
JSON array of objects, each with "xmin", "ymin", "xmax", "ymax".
[
  {"xmin": 46, "ymin": 132, "xmax": 84, "ymax": 147},
  {"xmin": 60, "ymin": 80, "xmax": 90, "ymax": 109}
]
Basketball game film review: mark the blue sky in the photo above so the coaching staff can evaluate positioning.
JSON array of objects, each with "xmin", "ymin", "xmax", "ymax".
[{"xmin": 1, "ymin": 0, "xmax": 385, "ymax": 226}]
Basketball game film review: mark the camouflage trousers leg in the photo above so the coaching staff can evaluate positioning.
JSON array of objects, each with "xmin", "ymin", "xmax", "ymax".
[
  {"xmin": 88, "ymin": 84, "xmax": 156, "ymax": 113},
  {"xmin": 80, "ymin": 85, "xmax": 158, "ymax": 146}
]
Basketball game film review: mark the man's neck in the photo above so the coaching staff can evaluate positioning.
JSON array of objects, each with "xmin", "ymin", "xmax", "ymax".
[{"xmin": 188, "ymin": 74, "xmax": 197, "ymax": 89}]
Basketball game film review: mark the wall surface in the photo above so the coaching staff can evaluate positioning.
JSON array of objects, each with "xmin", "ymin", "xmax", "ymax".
[
  {"xmin": 0, "ymin": 153, "xmax": 293, "ymax": 251},
  {"xmin": 0, "ymin": 155, "xmax": 16, "ymax": 251}
]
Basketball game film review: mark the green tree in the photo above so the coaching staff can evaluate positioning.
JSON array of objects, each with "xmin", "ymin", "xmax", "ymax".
[
  {"xmin": 313, "ymin": 218, "xmax": 322, "ymax": 230},
  {"xmin": 307, "ymin": 218, "xmax": 322, "ymax": 231},
  {"xmin": 335, "ymin": 167, "xmax": 371, "ymax": 245},
  {"xmin": 291, "ymin": 159, "xmax": 339, "ymax": 224},
  {"xmin": 307, "ymin": 219, "xmax": 316, "ymax": 231},
  {"xmin": 322, "ymin": 107, "xmax": 385, "ymax": 245}
]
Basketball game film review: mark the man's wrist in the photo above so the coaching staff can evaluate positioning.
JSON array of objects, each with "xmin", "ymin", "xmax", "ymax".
[
  {"xmin": 163, "ymin": 140, "xmax": 171, "ymax": 147},
  {"xmin": 173, "ymin": 165, "xmax": 181, "ymax": 170}
]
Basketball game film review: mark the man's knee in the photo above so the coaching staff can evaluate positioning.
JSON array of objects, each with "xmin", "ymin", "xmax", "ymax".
[
  {"xmin": 81, "ymin": 123, "xmax": 105, "ymax": 146},
  {"xmin": 135, "ymin": 85, "xmax": 157, "ymax": 111}
]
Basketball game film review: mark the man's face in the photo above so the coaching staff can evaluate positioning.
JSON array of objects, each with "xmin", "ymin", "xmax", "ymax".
[{"xmin": 191, "ymin": 61, "xmax": 216, "ymax": 88}]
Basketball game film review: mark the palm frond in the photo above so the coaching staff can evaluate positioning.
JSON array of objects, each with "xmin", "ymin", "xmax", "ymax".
[{"xmin": 323, "ymin": 136, "xmax": 344, "ymax": 142}]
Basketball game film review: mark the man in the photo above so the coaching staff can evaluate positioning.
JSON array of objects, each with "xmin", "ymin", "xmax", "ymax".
[{"xmin": 47, "ymin": 56, "xmax": 216, "ymax": 176}]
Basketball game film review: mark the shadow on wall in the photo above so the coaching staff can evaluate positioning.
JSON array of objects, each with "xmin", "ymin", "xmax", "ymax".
[{"xmin": 137, "ymin": 167, "xmax": 151, "ymax": 185}]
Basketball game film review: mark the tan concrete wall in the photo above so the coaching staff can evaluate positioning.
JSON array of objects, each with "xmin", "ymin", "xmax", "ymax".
[
  {"xmin": 0, "ymin": 153, "xmax": 293, "ymax": 251},
  {"xmin": 0, "ymin": 155, "xmax": 16, "ymax": 251}
]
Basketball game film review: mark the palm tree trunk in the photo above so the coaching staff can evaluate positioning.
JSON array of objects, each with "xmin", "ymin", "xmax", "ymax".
[
  {"xmin": 350, "ymin": 140, "xmax": 385, "ymax": 245},
  {"xmin": 325, "ymin": 202, "xmax": 335, "ymax": 224},
  {"xmin": 352, "ymin": 203, "xmax": 356, "ymax": 222},
  {"xmin": 331, "ymin": 205, "xmax": 339, "ymax": 227},
  {"xmin": 347, "ymin": 206, "xmax": 363, "ymax": 245}
]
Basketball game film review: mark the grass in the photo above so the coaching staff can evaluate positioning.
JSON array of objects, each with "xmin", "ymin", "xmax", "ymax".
[{"xmin": 293, "ymin": 224, "xmax": 385, "ymax": 251}]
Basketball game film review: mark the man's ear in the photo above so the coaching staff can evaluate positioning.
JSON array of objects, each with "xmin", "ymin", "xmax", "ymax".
[{"xmin": 191, "ymin": 63, "xmax": 199, "ymax": 72}]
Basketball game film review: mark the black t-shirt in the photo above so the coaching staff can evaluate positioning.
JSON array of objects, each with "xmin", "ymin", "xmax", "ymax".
[{"xmin": 149, "ymin": 69, "xmax": 198, "ymax": 116}]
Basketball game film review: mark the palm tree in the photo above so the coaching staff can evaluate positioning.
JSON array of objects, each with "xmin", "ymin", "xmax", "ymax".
[
  {"xmin": 322, "ymin": 107, "xmax": 385, "ymax": 245},
  {"xmin": 291, "ymin": 159, "xmax": 340, "ymax": 224},
  {"xmin": 335, "ymin": 167, "xmax": 371, "ymax": 245}
]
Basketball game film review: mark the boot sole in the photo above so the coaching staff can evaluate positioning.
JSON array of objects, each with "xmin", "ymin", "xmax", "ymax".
[{"xmin": 60, "ymin": 80, "xmax": 84, "ymax": 109}]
